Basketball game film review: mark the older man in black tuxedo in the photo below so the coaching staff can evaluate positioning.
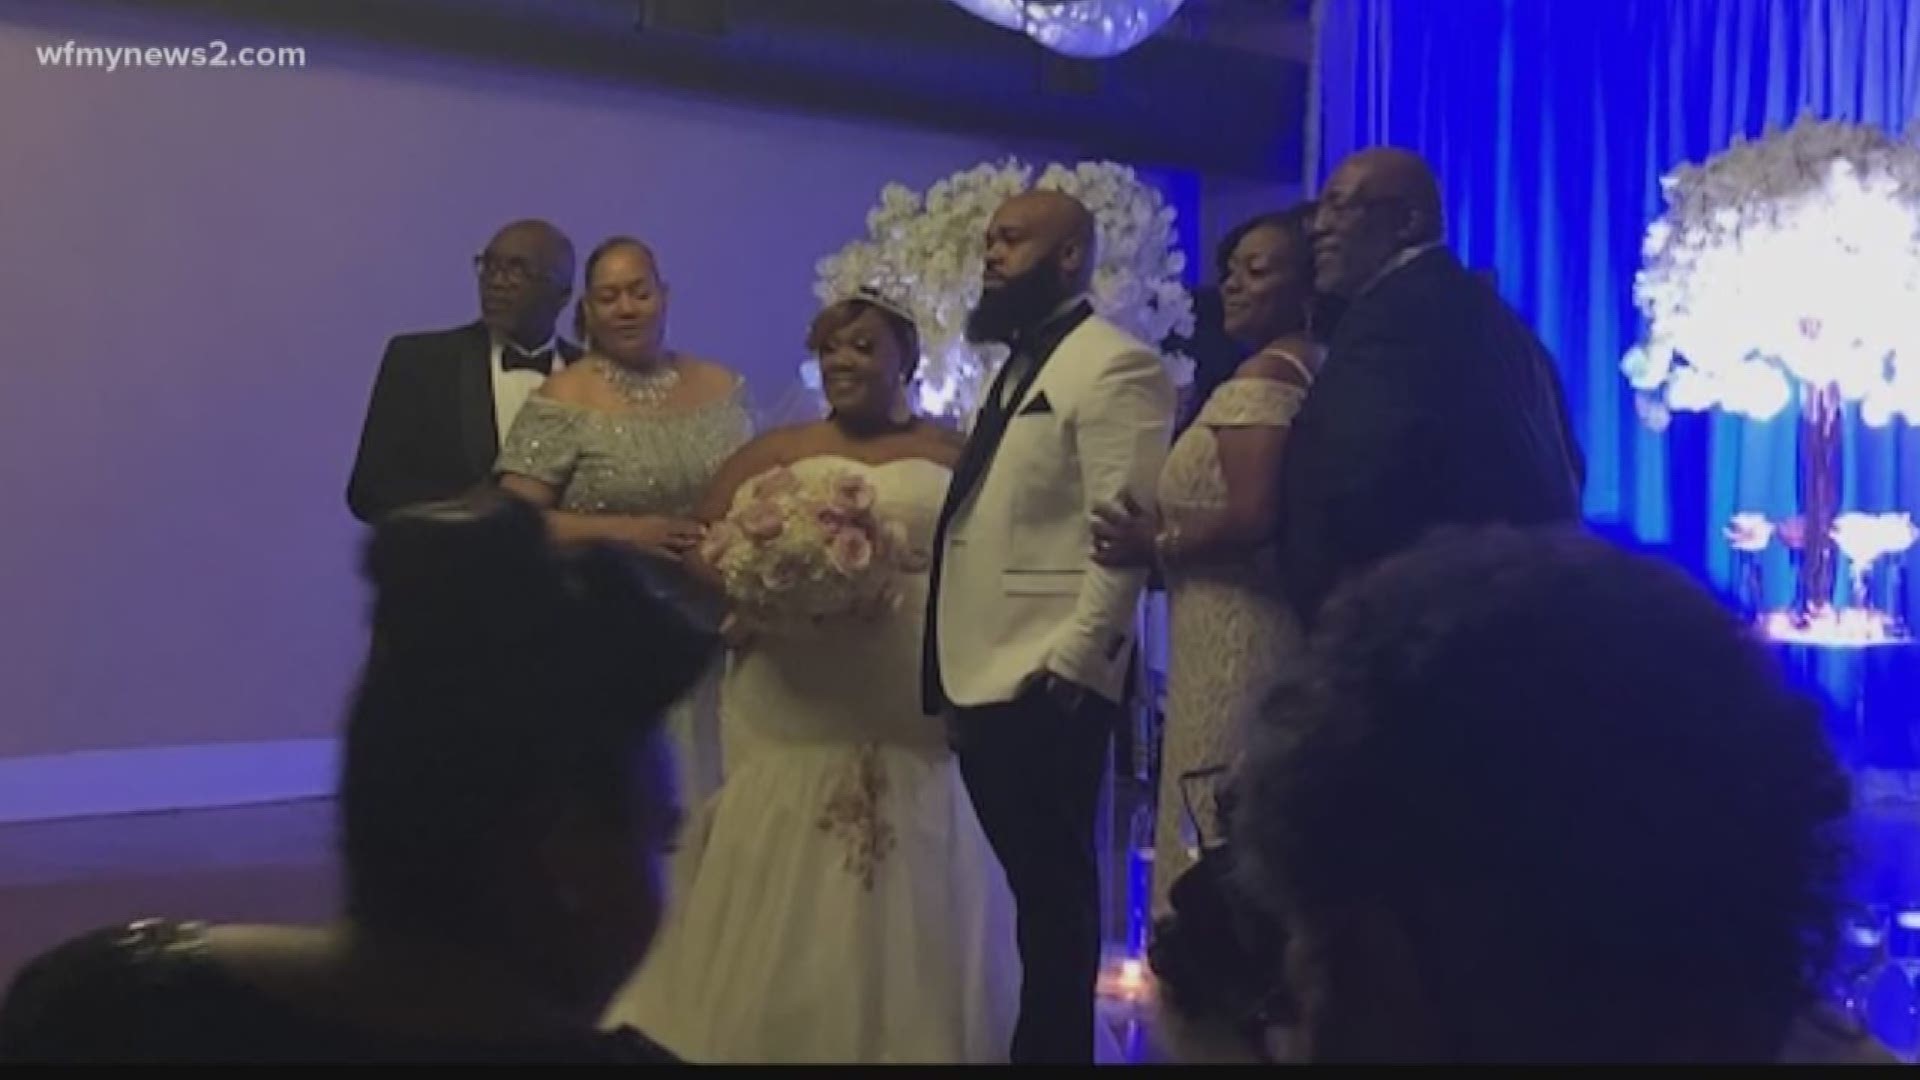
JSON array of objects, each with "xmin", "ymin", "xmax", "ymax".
[
  {"xmin": 347, "ymin": 220, "xmax": 579, "ymax": 523},
  {"xmin": 1275, "ymin": 148, "xmax": 1585, "ymax": 626}
]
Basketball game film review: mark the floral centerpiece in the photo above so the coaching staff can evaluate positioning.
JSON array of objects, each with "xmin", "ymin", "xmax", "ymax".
[
  {"xmin": 815, "ymin": 158, "xmax": 1196, "ymax": 420},
  {"xmin": 701, "ymin": 465, "xmax": 919, "ymax": 631},
  {"xmin": 1622, "ymin": 116, "xmax": 1920, "ymax": 636},
  {"xmin": 1623, "ymin": 116, "xmax": 1920, "ymax": 429}
]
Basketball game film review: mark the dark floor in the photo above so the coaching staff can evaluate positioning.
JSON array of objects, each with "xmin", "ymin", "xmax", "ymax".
[
  {"xmin": 0, "ymin": 800, "xmax": 336, "ymax": 988},
  {"xmin": 4, "ymin": 788, "xmax": 1918, "ymax": 1062}
]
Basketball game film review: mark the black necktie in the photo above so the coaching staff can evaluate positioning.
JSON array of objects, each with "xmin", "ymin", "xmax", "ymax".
[{"xmin": 502, "ymin": 346, "xmax": 554, "ymax": 375}]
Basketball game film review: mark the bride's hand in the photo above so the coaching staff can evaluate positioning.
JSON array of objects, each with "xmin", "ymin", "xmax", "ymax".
[
  {"xmin": 719, "ymin": 612, "xmax": 755, "ymax": 651},
  {"xmin": 1090, "ymin": 495, "xmax": 1156, "ymax": 568},
  {"xmin": 621, "ymin": 516, "xmax": 707, "ymax": 561},
  {"xmin": 848, "ymin": 585, "xmax": 903, "ymax": 623}
]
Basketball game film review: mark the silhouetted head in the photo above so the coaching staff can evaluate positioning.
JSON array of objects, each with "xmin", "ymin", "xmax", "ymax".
[
  {"xmin": 341, "ymin": 491, "xmax": 715, "ymax": 1020},
  {"xmin": 1237, "ymin": 525, "xmax": 1851, "ymax": 1062}
]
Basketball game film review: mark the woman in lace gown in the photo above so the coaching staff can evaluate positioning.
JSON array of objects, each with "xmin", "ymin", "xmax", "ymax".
[
  {"xmin": 1092, "ymin": 206, "xmax": 1327, "ymax": 916},
  {"xmin": 604, "ymin": 293, "xmax": 1019, "ymax": 1063},
  {"xmin": 497, "ymin": 237, "xmax": 751, "ymax": 807}
]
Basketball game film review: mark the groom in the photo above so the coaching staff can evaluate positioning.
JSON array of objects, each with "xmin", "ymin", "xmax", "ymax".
[{"xmin": 924, "ymin": 190, "xmax": 1175, "ymax": 1063}]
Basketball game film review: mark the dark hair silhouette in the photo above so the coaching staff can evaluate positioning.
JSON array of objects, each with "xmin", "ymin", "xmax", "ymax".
[
  {"xmin": 1238, "ymin": 525, "xmax": 1851, "ymax": 1061},
  {"xmin": 341, "ymin": 491, "xmax": 714, "ymax": 939}
]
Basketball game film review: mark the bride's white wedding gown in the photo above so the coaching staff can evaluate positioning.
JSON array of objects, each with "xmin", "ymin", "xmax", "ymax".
[{"xmin": 605, "ymin": 455, "xmax": 1021, "ymax": 1063}]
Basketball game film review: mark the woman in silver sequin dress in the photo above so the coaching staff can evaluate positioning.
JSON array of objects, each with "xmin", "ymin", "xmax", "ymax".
[{"xmin": 497, "ymin": 237, "xmax": 753, "ymax": 806}]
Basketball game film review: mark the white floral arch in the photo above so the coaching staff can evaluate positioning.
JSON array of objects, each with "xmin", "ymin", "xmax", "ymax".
[{"xmin": 814, "ymin": 159, "xmax": 1196, "ymax": 421}]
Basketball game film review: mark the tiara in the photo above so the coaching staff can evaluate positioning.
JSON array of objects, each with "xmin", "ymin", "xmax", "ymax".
[{"xmin": 845, "ymin": 285, "xmax": 918, "ymax": 328}]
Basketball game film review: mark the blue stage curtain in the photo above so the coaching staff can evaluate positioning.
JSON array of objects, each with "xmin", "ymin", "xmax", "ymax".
[{"xmin": 1310, "ymin": 0, "xmax": 1920, "ymax": 617}]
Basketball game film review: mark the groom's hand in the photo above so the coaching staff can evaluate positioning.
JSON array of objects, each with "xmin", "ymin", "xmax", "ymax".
[
  {"xmin": 718, "ymin": 612, "xmax": 756, "ymax": 651},
  {"xmin": 1025, "ymin": 669, "xmax": 1090, "ymax": 715}
]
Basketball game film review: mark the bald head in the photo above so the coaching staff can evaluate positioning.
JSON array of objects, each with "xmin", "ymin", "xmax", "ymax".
[
  {"xmin": 1339, "ymin": 148, "xmax": 1444, "ymax": 239},
  {"xmin": 1311, "ymin": 147, "xmax": 1446, "ymax": 298},
  {"xmin": 493, "ymin": 219, "xmax": 576, "ymax": 285},
  {"xmin": 1026, "ymin": 189, "xmax": 1098, "ymax": 281},
  {"xmin": 478, "ymin": 219, "xmax": 575, "ymax": 347},
  {"xmin": 996, "ymin": 189, "xmax": 1097, "ymax": 289},
  {"xmin": 967, "ymin": 188, "xmax": 1100, "ymax": 344}
]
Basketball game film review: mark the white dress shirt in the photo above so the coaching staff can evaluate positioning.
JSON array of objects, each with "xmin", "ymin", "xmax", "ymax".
[{"xmin": 490, "ymin": 336, "xmax": 560, "ymax": 448}]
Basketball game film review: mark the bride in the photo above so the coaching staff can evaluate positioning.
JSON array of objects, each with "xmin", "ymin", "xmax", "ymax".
[{"xmin": 603, "ymin": 291, "xmax": 1020, "ymax": 1063}]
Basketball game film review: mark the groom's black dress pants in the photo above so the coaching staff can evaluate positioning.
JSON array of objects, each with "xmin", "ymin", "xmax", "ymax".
[{"xmin": 953, "ymin": 685, "xmax": 1116, "ymax": 1064}]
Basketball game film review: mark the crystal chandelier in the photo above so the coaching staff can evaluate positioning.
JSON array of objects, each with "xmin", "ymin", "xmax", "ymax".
[{"xmin": 947, "ymin": 0, "xmax": 1189, "ymax": 59}]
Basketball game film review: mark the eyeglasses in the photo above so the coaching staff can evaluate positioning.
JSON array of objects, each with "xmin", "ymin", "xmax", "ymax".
[{"xmin": 473, "ymin": 254, "xmax": 551, "ymax": 286}]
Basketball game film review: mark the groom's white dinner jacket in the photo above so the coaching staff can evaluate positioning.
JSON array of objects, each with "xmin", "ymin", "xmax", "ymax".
[{"xmin": 931, "ymin": 305, "xmax": 1175, "ymax": 708}]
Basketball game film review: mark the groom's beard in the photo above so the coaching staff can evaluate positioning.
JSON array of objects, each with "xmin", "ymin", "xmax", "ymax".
[{"xmin": 966, "ymin": 261, "xmax": 1068, "ymax": 346}]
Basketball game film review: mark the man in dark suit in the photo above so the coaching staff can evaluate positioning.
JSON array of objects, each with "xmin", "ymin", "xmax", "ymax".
[
  {"xmin": 346, "ymin": 220, "xmax": 580, "ymax": 524},
  {"xmin": 1277, "ymin": 148, "xmax": 1585, "ymax": 626}
]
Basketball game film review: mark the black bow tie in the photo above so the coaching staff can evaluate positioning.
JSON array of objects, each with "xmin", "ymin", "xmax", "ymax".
[{"xmin": 502, "ymin": 346, "xmax": 555, "ymax": 375}]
